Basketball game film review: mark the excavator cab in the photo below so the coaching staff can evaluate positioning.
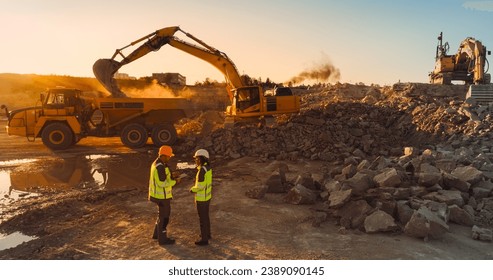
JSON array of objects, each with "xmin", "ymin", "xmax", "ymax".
[{"xmin": 235, "ymin": 86, "xmax": 261, "ymax": 111}]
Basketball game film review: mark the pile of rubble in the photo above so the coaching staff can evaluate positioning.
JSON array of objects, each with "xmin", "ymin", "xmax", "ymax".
[
  {"xmin": 182, "ymin": 83, "xmax": 493, "ymax": 162},
  {"xmin": 180, "ymin": 82, "xmax": 493, "ymax": 241}
]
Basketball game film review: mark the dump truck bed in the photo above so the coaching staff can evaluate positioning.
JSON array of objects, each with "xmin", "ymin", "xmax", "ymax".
[
  {"xmin": 93, "ymin": 97, "xmax": 192, "ymax": 113},
  {"xmin": 91, "ymin": 97, "xmax": 194, "ymax": 128}
]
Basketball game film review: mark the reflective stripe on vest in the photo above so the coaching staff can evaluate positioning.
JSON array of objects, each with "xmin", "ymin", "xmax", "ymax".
[
  {"xmin": 192, "ymin": 165, "xmax": 212, "ymax": 202},
  {"xmin": 148, "ymin": 161, "xmax": 175, "ymax": 200}
]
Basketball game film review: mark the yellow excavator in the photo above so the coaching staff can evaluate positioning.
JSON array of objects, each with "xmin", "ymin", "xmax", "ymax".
[
  {"xmin": 429, "ymin": 32, "xmax": 491, "ymax": 85},
  {"xmin": 93, "ymin": 26, "xmax": 300, "ymax": 121},
  {"xmin": 429, "ymin": 32, "xmax": 493, "ymax": 103}
]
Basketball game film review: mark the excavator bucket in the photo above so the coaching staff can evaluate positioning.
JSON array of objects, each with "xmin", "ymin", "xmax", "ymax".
[
  {"xmin": 93, "ymin": 59, "xmax": 128, "ymax": 98},
  {"xmin": 466, "ymin": 84, "xmax": 493, "ymax": 104}
]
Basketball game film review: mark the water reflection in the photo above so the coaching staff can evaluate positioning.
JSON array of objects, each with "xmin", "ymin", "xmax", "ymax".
[
  {"xmin": 0, "ymin": 170, "xmax": 39, "ymax": 203},
  {"xmin": 0, "ymin": 159, "xmax": 37, "ymax": 167},
  {"xmin": 0, "ymin": 231, "xmax": 36, "ymax": 251}
]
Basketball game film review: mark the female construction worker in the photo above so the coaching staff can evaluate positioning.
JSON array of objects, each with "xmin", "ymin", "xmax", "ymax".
[
  {"xmin": 149, "ymin": 145, "xmax": 178, "ymax": 245},
  {"xmin": 190, "ymin": 149, "xmax": 213, "ymax": 246}
]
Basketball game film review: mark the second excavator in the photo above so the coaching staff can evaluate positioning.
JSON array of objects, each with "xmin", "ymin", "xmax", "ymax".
[
  {"xmin": 429, "ymin": 32, "xmax": 493, "ymax": 103},
  {"xmin": 429, "ymin": 32, "xmax": 491, "ymax": 85},
  {"xmin": 93, "ymin": 26, "xmax": 300, "ymax": 121}
]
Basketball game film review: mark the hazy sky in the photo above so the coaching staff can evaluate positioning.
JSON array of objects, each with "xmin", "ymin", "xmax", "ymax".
[{"xmin": 1, "ymin": 0, "xmax": 492, "ymax": 85}]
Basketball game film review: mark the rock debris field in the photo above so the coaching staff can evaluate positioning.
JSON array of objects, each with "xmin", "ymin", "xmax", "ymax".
[{"xmin": 180, "ymin": 82, "xmax": 493, "ymax": 242}]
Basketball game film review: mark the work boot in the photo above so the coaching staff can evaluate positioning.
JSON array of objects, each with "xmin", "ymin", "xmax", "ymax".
[
  {"xmin": 159, "ymin": 238, "xmax": 176, "ymax": 245},
  {"xmin": 158, "ymin": 231, "xmax": 176, "ymax": 245},
  {"xmin": 195, "ymin": 240, "xmax": 209, "ymax": 246}
]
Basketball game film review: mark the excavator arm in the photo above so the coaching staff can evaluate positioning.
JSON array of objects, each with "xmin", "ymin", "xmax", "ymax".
[
  {"xmin": 93, "ymin": 26, "xmax": 244, "ymax": 100},
  {"xmin": 455, "ymin": 37, "xmax": 489, "ymax": 84}
]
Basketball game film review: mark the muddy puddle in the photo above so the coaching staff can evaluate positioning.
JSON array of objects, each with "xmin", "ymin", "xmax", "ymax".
[
  {"xmin": 0, "ymin": 153, "xmax": 196, "ymax": 207},
  {"xmin": 0, "ymin": 153, "xmax": 197, "ymax": 252}
]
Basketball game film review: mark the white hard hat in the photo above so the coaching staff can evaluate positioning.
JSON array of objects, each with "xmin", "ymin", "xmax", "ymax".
[{"xmin": 194, "ymin": 149, "xmax": 209, "ymax": 159}]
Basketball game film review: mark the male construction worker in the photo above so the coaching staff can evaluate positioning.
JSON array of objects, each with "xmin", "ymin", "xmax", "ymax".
[
  {"xmin": 190, "ymin": 149, "xmax": 213, "ymax": 246},
  {"xmin": 149, "ymin": 145, "xmax": 178, "ymax": 245}
]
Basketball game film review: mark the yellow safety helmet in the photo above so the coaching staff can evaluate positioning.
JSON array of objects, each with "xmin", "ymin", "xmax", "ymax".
[{"xmin": 159, "ymin": 145, "xmax": 174, "ymax": 157}]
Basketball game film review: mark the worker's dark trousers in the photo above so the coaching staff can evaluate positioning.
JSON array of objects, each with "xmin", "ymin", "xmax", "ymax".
[
  {"xmin": 196, "ymin": 200, "xmax": 211, "ymax": 241},
  {"xmin": 153, "ymin": 199, "xmax": 171, "ymax": 240}
]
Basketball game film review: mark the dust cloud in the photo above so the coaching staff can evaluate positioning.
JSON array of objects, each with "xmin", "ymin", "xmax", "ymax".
[
  {"xmin": 123, "ymin": 80, "xmax": 176, "ymax": 98},
  {"xmin": 287, "ymin": 61, "xmax": 341, "ymax": 85}
]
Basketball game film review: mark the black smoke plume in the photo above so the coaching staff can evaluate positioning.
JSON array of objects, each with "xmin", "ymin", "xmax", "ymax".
[{"xmin": 288, "ymin": 62, "xmax": 341, "ymax": 85}]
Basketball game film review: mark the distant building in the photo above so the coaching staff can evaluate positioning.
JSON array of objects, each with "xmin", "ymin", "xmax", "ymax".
[
  {"xmin": 152, "ymin": 73, "xmax": 186, "ymax": 86},
  {"xmin": 113, "ymin": 72, "xmax": 136, "ymax": 80}
]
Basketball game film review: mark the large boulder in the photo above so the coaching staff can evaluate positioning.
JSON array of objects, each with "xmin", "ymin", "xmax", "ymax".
[
  {"xmin": 418, "ymin": 172, "xmax": 442, "ymax": 187},
  {"xmin": 343, "ymin": 172, "xmax": 374, "ymax": 195},
  {"xmin": 245, "ymin": 185, "xmax": 268, "ymax": 199},
  {"xmin": 335, "ymin": 200, "xmax": 373, "ymax": 229},
  {"xmin": 396, "ymin": 201, "xmax": 414, "ymax": 225},
  {"xmin": 404, "ymin": 207, "xmax": 449, "ymax": 239},
  {"xmin": 284, "ymin": 184, "xmax": 317, "ymax": 205},
  {"xmin": 442, "ymin": 173, "xmax": 470, "ymax": 192},
  {"xmin": 328, "ymin": 189, "xmax": 352, "ymax": 208},
  {"xmin": 364, "ymin": 210, "xmax": 399, "ymax": 233},
  {"xmin": 451, "ymin": 166, "xmax": 483, "ymax": 185},
  {"xmin": 422, "ymin": 190, "xmax": 464, "ymax": 207},
  {"xmin": 294, "ymin": 172, "xmax": 316, "ymax": 190},
  {"xmin": 265, "ymin": 174, "xmax": 287, "ymax": 193},
  {"xmin": 472, "ymin": 225, "xmax": 493, "ymax": 242},
  {"xmin": 373, "ymin": 168, "xmax": 402, "ymax": 188},
  {"xmin": 448, "ymin": 205, "xmax": 475, "ymax": 226}
]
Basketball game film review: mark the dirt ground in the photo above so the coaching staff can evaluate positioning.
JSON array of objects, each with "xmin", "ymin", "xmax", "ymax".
[{"xmin": 0, "ymin": 118, "xmax": 492, "ymax": 260}]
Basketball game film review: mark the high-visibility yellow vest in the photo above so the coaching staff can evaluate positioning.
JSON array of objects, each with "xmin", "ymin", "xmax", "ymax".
[
  {"xmin": 191, "ymin": 164, "xmax": 212, "ymax": 202},
  {"xmin": 149, "ymin": 160, "xmax": 176, "ymax": 200}
]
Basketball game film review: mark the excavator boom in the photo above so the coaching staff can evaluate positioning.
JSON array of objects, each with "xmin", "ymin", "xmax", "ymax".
[{"xmin": 93, "ymin": 26, "xmax": 243, "ymax": 101}]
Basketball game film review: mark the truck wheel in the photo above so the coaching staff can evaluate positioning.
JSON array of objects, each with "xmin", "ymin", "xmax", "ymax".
[
  {"xmin": 121, "ymin": 123, "xmax": 148, "ymax": 148},
  {"xmin": 151, "ymin": 124, "xmax": 177, "ymax": 146},
  {"xmin": 41, "ymin": 122, "xmax": 74, "ymax": 150}
]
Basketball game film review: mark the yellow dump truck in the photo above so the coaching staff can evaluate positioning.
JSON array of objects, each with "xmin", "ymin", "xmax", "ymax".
[{"xmin": 2, "ymin": 88, "xmax": 192, "ymax": 150}]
